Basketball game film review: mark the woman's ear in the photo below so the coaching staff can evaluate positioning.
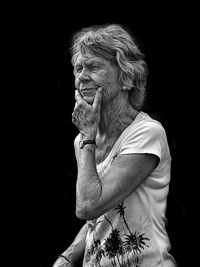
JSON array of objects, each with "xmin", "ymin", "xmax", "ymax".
[{"xmin": 122, "ymin": 85, "xmax": 132, "ymax": 91}]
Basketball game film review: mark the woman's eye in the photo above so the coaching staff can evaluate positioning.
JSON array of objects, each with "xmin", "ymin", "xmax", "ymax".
[
  {"xmin": 76, "ymin": 67, "xmax": 82, "ymax": 73},
  {"xmin": 74, "ymin": 65, "xmax": 99, "ymax": 76},
  {"xmin": 91, "ymin": 66, "xmax": 99, "ymax": 71},
  {"xmin": 74, "ymin": 67, "xmax": 82, "ymax": 76}
]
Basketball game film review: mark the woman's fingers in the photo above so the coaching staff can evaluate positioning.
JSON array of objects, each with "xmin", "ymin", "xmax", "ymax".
[
  {"xmin": 75, "ymin": 90, "xmax": 83, "ymax": 103},
  {"xmin": 93, "ymin": 87, "xmax": 103, "ymax": 111}
]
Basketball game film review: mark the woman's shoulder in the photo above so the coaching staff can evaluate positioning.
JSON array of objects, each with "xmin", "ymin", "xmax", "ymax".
[{"xmin": 124, "ymin": 111, "xmax": 166, "ymax": 138}]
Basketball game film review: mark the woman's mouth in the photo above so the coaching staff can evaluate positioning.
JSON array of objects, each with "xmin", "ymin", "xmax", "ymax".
[
  {"xmin": 81, "ymin": 88, "xmax": 96, "ymax": 97},
  {"xmin": 80, "ymin": 88, "xmax": 97, "ymax": 104}
]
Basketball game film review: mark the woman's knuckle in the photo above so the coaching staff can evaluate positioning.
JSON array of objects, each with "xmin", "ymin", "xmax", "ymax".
[{"xmin": 77, "ymin": 102, "xmax": 83, "ymax": 109}]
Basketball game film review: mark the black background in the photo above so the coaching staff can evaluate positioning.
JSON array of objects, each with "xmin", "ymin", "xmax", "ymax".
[{"xmin": 8, "ymin": 8, "xmax": 193, "ymax": 267}]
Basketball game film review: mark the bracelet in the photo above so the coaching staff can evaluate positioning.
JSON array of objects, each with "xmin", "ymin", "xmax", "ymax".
[
  {"xmin": 58, "ymin": 255, "xmax": 73, "ymax": 266},
  {"xmin": 79, "ymin": 139, "xmax": 96, "ymax": 149}
]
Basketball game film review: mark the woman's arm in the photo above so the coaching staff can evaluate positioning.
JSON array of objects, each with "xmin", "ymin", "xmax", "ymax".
[
  {"xmin": 53, "ymin": 223, "xmax": 88, "ymax": 267},
  {"xmin": 52, "ymin": 135, "xmax": 88, "ymax": 267},
  {"xmin": 73, "ymin": 89, "xmax": 159, "ymax": 221},
  {"xmin": 76, "ymin": 145, "xmax": 158, "ymax": 220}
]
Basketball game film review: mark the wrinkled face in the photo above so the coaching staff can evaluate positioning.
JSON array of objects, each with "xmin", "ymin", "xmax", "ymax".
[{"xmin": 73, "ymin": 51, "xmax": 121, "ymax": 105}]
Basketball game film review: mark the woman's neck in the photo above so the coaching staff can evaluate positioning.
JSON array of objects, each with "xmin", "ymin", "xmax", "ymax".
[{"xmin": 98, "ymin": 93, "xmax": 139, "ymax": 140}]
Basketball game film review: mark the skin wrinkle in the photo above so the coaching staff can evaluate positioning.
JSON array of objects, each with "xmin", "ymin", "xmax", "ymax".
[
  {"xmin": 97, "ymin": 62, "xmax": 135, "ymax": 138},
  {"xmin": 96, "ymin": 69, "xmax": 110, "ymax": 81},
  {"xmin": 77, "ymin": 178, "xmax": 102, "ymax": 212},
  {"xmin": 96, "ymin": 95, "xmax": 136, "ymax": 164},
  {"xmin": 77, "ymin": 144, "xmax": 103, "ymax": 214}
]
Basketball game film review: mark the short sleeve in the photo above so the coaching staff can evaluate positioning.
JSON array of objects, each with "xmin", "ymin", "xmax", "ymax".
[{"xmin": 119, "ymin": 121, "xmax": 166, "ymax": 160}]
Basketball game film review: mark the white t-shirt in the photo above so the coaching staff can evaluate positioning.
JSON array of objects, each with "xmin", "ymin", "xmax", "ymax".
[{"xmin": 81, "ymin": 111, "xmax": 176, "ymax": 267}]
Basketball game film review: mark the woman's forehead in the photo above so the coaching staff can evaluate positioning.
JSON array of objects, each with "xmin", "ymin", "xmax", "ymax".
[{"xmin": 74, "ymin": 52, "xmax": 108, "ymax": 66}]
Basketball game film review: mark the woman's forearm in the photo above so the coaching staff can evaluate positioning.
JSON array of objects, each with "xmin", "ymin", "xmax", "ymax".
[
  {"xmin": 76, "ymin": 143, "xmax": 102, "ymax": 220},
  {"xmin": 61, "ymin": 223, "xmax": 88, "ymax": 265},
  {"xmin": 72, "ymin": 89, "xmax": 103, "ymax": 220}
]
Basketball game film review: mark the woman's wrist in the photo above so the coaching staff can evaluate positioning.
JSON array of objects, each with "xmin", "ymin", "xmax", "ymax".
[
  {"xmin": 80, "ymin": 131, "xmax": 97, "ymax": 141},
  {"xmin": 58, "ymin": 255, "xmax": 74, "ymax": 266}
]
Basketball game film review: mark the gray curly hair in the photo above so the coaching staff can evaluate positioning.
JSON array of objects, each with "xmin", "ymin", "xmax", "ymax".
[{"xmin": 71, "ymin": 24, "xmax": 148, "ymax": 110}]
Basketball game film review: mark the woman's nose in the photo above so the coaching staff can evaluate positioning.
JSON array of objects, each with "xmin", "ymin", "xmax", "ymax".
[{"xmin": 77, "ymin": 68, "xmax": 90, "ymax": 82}]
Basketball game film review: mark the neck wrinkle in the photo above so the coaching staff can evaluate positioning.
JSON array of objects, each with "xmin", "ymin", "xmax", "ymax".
[{"xmin": 98, "ymin": 97, "xmax": 138, "ymax": 140}]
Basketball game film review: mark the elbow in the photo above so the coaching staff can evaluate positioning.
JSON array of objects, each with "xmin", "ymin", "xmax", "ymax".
[
  {"xmin": 75, "ymin": 208, "xmax": 88, "ymax": 220},
  {"xmin": 76, "ymin": 186, "xmax": 102, "ymax": 220},
  {"xmin": 76, "ymin": 204, "xmax": 99, "ymax": 221}
]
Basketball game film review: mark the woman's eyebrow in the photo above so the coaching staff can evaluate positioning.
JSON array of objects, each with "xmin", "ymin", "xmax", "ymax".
[
  {"xmin": 74, "ymin": 58, "xmax": 105, "ymax": 69},
  {"xmin": 84, "ymin": 59, "xmax": 104, "ymax": 66}
]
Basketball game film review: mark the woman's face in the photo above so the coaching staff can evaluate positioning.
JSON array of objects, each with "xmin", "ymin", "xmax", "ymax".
[{"xmin": 74, "ymin": 51, "xmax": 121, "ymax": 105}]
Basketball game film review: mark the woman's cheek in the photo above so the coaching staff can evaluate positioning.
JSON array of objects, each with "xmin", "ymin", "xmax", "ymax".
[
  {"xmin": 91, "ymin": 70, "xmax": 110, "ymax": 87},
  {"xmin": 96, "ymin": 69, "xmax": 110, "ymax": 81},
  {"xmin": 75, "ymin": 77, "xmax": 80, "ymax": 89}
]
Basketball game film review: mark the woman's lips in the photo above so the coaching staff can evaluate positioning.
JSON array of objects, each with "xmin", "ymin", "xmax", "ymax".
[{"xmin": 81, "ymin": 88, "xmax": 96, "ymax": 96}]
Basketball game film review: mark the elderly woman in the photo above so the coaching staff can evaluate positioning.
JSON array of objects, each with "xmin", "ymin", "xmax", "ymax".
[{"xmin": 54, "ymin": 24, "xmax": 176, "ymax": 267}]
